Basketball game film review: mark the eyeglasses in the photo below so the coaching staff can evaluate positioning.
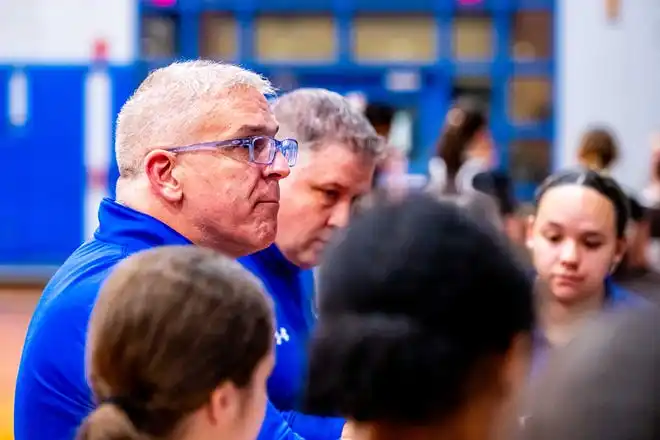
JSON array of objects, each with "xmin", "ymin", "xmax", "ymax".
[{"xmin": 166, "ymin": 136, "xmax": 299, "ymax": 167}]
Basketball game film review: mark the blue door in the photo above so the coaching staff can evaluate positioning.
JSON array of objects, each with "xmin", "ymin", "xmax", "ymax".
[{"xmin": 0, "ymin": 66, "xmax": 86, "ymax": 267}]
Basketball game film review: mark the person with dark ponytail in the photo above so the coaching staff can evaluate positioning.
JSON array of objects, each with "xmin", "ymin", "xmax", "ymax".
[
  {"xmin": 304, "ymin": 194, "xmax": 535, "ymax": 440},
  {"xmin": 77, "ymin": 246, "xmax": 275, "ymax": 440},
  {"xmin": 428, "ymin": 98, "xmax": 520, "ymax": 240},
  {"xmin": 524, "ymin": 168, "xmax": 649, "ymax": 379}
]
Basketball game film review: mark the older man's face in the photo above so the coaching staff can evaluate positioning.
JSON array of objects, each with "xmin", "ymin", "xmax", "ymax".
[
  {"xmin": 277, "ymin": 143, "xmax": 375, "ymax": 268},
  {"xmin": 177, "ymin": 86, "xmax": 290, "ymax": 256}
]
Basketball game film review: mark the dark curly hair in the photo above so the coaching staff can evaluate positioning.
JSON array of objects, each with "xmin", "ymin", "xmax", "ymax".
[{"xmin": 304, "ymin": 193, "xmax": 534, "ymax": 423}]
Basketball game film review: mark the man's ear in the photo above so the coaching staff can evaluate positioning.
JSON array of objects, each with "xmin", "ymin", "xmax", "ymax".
[
  {"xmin": 204, "ymin": 381, "xmax": 240, "ymax": 427},
  {"xmin": 143, "ymin": 150, "xmax": 183, "ymax": 202}
]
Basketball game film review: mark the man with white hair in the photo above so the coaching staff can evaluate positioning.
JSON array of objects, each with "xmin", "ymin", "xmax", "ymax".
[
  {"xmin": 240, "ymin": 88, "xmax": 384, "ymax": 440},
  {"xmin": 14, "ymin": 60, "xmax": 299, "ymax": 440}
]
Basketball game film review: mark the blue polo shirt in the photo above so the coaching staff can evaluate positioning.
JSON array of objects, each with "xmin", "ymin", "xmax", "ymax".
[{"xmin": 14, "ymin": 199, "xmax": 308, "ymax": 440}]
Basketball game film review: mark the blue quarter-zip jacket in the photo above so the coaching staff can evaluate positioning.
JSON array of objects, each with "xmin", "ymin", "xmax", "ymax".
[
  {"xmin": 240, "ymin": 246, "xmax": 345, "ymax": 440},
  {"xmin": 14, "ymin": 198, "xmax": 307, "ymax": 440}
]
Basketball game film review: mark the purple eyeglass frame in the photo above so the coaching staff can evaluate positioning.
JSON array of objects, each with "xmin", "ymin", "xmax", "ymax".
[{"xmin": 165, "ymin": 135, "xmax": 299, "ymax": 167}]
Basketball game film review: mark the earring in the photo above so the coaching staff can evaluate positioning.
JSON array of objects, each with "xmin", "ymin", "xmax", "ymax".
[{"xmin": 610, "ymin": 261, "xmax": 620, "ymax": 274}]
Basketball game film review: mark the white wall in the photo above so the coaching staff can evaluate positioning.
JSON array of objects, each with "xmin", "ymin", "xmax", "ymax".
[
  {"xmin": 0, "ymin": 0, "xmax": 136, "ymax": 64},
  {"xmin": 557, "ymin": 0, "xmax": 660, "ymax": 192}
]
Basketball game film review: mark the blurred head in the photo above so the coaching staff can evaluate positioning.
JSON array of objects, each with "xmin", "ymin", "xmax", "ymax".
[
  {"xmin": 306, "ymin": 194, "xmax": 534, "ymax": 439},
  {"xmin": 576, "ymin": 127, "xmax": 619, "ymax": 172},
  {"xmin": 77, "ymin": 246, "xmax": 274, "ymax": 440},
  {"xmin": 115, "ymin": 60, "xmax": 291, "ymax": 257},
  {"xmin": 272, "ymin": 88, "xmax": 384, "ymax": 268},
  {"xmin": 522, "ymin": 307, "xmax": 660, "ymax": 440},
  {"xmin": 615, "ymin": 196, "xmax": 650, "ymax": 271},
  {"xmin": 527, "ymin": 169, "xmax": 628, "ymax": 304},
  {"xmin": 435, "ymin": 98, "xmax": 494, "ymax": 178}
]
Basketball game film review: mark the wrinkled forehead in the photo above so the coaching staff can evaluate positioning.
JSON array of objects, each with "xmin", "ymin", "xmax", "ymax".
[{"xmin": 301, "ymin": 144, "xmax": 376, "ymax": 193}]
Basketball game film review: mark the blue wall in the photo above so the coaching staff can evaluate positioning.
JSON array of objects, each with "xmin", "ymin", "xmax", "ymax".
[{"xmin": 0, "ymin": 65, "xmax": 136, "ymax": 266}]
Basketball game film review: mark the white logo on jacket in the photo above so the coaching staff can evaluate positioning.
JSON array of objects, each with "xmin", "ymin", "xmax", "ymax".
[{"xmin": 274, "ymin": 327, "xmax": 290, "ymax": 345}]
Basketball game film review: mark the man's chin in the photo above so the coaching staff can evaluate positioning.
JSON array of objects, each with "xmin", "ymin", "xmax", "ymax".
[
  {"xmin": 278, "ymin": 246, "xmax": 319, "ymax": 269},
  {"xmin": 247, "ymin": 222, "xmax": 277, "ymax": 254},
  {"xmin": 298, "ymin": 249, "xmax": 324, "ymax": 269}
]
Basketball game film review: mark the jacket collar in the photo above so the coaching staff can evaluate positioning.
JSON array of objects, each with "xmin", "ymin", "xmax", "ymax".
[
  {"xmin": 247, "ymin": 244, "xmax": 300, "ymax": 276},
  {"xmin": 94, "ymin": 198, "xmax": 191, "ymax": 253}
]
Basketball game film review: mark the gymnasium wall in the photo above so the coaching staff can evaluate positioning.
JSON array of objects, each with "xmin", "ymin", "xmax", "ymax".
[
  {"xmin": 0, "ymin": 0, "xmax": 138, "ymax": 272},
  {"xmin": 556, "ymin": 0, "xmax": 660, "ymax": 191}
]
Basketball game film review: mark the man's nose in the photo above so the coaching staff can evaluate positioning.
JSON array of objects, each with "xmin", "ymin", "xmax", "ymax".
[{"xmin": 264, "ymin": 152, "xmax": 291, "ymax": 180}]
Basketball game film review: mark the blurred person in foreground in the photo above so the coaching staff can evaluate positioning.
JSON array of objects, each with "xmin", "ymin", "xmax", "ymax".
[
  {"xmin": 304, "ymin": 193, "xmax": 535, "ymax": 440},
  {"xmin": 77, "ymin": 246, "xmax": 274, "ymax": 440},
  {"xmin": 428, "ymin": 97, "xmax": 521, "ymax": 242},
  {"xmin": 521, "ymin": 307, "xmax": 660, "ymax": 440},
  {"xmin": 239, "ymin": 89, "xmax": 383, "ymax": 440},
  {"xmin": 525, "ymin": 168, "xmax": 648, "ymax": 380},
  {"xmin": 15, "ymin": 60, "xmax": 306, "ymax": 440}
]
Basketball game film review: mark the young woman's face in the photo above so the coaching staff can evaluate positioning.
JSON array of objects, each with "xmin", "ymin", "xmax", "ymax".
[{"xmin": 528, "ymin": 185, "xmax": 625, "ymax": 304}]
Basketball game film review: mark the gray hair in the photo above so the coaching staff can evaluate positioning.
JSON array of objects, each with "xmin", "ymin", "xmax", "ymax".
[
  {"xmin": 271, "ymin": 88, "xmax": 385, "ymax": 160},
  {"xmin": 115, "ymin": 60, "xmax": 275, "ymax": 177}
]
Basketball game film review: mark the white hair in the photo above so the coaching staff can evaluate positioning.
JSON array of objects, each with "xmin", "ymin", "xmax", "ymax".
[
  {"xmin": 271, "ymin": 88, "xmax": 385, "ymax": 161},
  {"xmin": 115, "ymin": 60, "xmax": 275, "ymax": 177}
]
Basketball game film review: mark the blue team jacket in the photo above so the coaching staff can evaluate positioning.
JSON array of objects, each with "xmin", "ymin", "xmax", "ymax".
[
  {"xmin": 13, "ymin": 198, "xmax": 307, "ymax": 440},
  {"xmin": 240, "ymin": 246, "xmax": 345, "ymax": 440}
]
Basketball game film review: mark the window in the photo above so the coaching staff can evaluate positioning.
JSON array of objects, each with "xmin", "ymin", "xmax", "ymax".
[
  {"xmin": 353, "ymin": 15, "xmax": 437, "ymax": 63},
  {"xmin": 452, "ymin": 15, "xmax": 493, "ymax": 60},
  {"xmin": 509, "ymin": 139, "xmax": 551, "ymax": 184},
  {"xmin": 508, "ymin": 77, "xmax": 552, "ymax": 123},
  {"xmin": 255, "ymin": 15, "xmax": 336, "ymax": 62},
  {"xmin": 511, "ymin": 11, "xmax": 552, "ymax": 59},
  {"xmin": 200, "ymin": 14, "xmax": 238, "ymax": 60},
  {"xmin": 140, "ymin": 14, "xmax": 178, "ymax": 59}
]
